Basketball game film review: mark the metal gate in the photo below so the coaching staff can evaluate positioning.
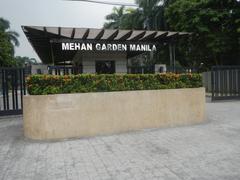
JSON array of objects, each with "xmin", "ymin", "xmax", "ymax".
[
  {"xmin": 0, "ymin": 68, "xmax": 26, "ymax": 116},
  {"xmin": 211, "ymin": 66, "xmax": 240, "ymax": 100}
]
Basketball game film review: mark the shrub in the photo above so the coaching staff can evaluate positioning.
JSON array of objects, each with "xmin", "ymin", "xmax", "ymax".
[{"xmin": 26, "ymin": 73, "xmax": 202, "ymax": 95}]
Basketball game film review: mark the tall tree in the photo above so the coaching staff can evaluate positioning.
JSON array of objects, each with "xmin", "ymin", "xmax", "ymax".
[
  {"xmin": 0, "ymin": 31, "xmax": 15, "ymax": 66},
  {"xmin": 104, "ymin": 6, "xmax": 144, "ymax": 29},
  {"xmin": 15, "ymin": 56, "xmax": 37, "ymax": 67},
  {"xmin": 0, "ymin": 17, "xmax": 20, "ymax": 66},
  {"xmin": 120, "ymin": 8, "xmax": 145, "ymax": 29},
  {"xmin": 135, "ymin": 0, "xmax": 172, "ymax": 30},
  {"xmin": 104, "ymin": 1, "xmax": 170, "ymax": 30},
  {"xmin": 165, "ymin": 0, "xmax": 240, "ymax": 66},
  {"xmin": 0, "ymin": 18, "xmax": 19, "ymax": 47},
  {"xmin": 104, "ymin": 6, "xmax": 125, "ymax": 29},
  {"xmin": 103, "ymin": 0, "xmax": 240, "ymax": 69}
]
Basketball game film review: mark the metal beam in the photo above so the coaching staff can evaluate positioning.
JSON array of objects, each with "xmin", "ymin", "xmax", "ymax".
[
  {"xmin": 108, "ymin": 30, "xmax": 118, "ymax": 40},
  {"xmin": 82, "ymin": 28, "xmax": 89, "ymax": 39},
  {"xmin": 58, "ymin": 27, "xmax": 61, "ymax": 37},
  {"xmin": 95, "ymin": 29, "xmax": 104, "ymax": 40},
  {"xmin": 50, "ymin": 42, "xmax": 55, "ymax": 65},
  {"xmin": 169, "ymin": 43, "xmax": 173, "ymax": 71},
  {"xmin": 50, "ymin": 38, "xmax": 159, "ymax": 45},
  {"xmin": 71, "ymin": 28, "xmax": 75, "ymax": 39},
  {"xmin": 127, "ymin": 31, "xmax": 146, "ymax": 41}
]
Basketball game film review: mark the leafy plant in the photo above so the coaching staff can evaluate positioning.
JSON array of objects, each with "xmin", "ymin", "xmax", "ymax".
[{"xmin": 27, "ymin": 73, "xmax": 202, "ymax": 95}]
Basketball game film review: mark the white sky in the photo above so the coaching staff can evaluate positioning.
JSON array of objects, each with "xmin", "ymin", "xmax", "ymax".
[{"xmin": 0, "ymin": 0, "xmax": 135, "ymax": 62}]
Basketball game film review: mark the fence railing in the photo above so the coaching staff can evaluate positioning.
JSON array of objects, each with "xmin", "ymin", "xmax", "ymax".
[
  {"xmin": 211, "ymin": 66, "xmax": 240, "ymax": 100},
  {"xmin": 127, "ymin": 66, "xmax": 155, "ymax": 74},
  {"xmin": 48, "ymin": 66, "xmax": 83, "ymax": 75},
  {"xmin": 0, "ymin": 68, "xmax": 26, "ymax": 116}
]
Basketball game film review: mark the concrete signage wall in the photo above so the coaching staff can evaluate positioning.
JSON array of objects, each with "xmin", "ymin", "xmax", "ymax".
[{"xmin": 23, "ymin": 88, "xmax": 205, "ymax": 140}]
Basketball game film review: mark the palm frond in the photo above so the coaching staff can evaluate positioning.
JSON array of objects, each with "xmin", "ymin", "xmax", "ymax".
[
  {"xmin": 0, "ymin": 18, "xmax": 10, "ymax": 31},
  {"xmin": 7, "ymin": 32, "xmax": 20, "ymax": 46}
]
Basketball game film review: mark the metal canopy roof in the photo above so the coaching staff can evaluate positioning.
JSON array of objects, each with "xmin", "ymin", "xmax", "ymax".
[{"xmin": 22, "ymin": 26, "xmax": 190, "ymax": 64}]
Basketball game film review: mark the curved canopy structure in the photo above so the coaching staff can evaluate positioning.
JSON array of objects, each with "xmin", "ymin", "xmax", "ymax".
[{"xmin": 22, "ymin": 26, "xmax": 190, "ymax": 64}]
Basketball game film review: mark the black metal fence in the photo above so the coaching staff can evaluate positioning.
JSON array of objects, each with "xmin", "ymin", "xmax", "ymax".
[
  {"xmin": 211, "ymin": 66, "xmax": 240, "ymax": 100},
  {"xmin": 166, "ymin": 66, "xmax": 198, "ymax": 74},
  {"xmin": 48, "ymin": 66, "xmax": 83, "ymax": 75},
  {"xmin": 0, "ymin": 68, "xmax": 26, "ymax": 116},
  {"xmin": 127, "ymin": 66, "xmax": 155, "ymax": 74}
]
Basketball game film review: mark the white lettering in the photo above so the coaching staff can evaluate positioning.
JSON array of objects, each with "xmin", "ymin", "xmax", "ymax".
[
  {"xmin": 141, "ymin": 45, "xmax": 146, "ymax": 51},
  {"xmin": 122, "ymin": 44, "xmax": 127, "ymax": 51},
  {"xmin": 81, "ymin": 43, "xmax": 86, "ymax": 50},
  {"xmin": 136, "ymin": 45, "xmax": 141, "ymax": 51},
  {"xmin": 75, "ymin": 43, "xmax": 81, "ymax": 50},
  {"xmin": 102, "ymin": 44, "xmax": 107, "ymax": 50},
  {"xmin": 61, "ymin": 43, "xmax": 156, "ymax": 52},
  {"xmin": 130, "ymin": 44, "xmax": 136, "ymax": 51},
  {"xmin": 96, "ymin": 43, "xmax": 101, "ymax": 50},
  {"xmin": 147, "ymin": 45, "xmax": 151, "ymax": 51},
  {"xmin": 112, "ymin": 44, "xmax": 117, "ymax": 51},
  {"xmin": 62, "ymin": 43, "xmax": 69, "ymax": 50},
  {"xmin": 152, "ymin": 45, "xmax": 157, "ymax": 51},
  {"xmin": 87, "ymin": 43, "xmax": 93, "ymax": 50},
  {"xmin": 69, "ymin": 43, "xmax": 74, "ymax": 50}
]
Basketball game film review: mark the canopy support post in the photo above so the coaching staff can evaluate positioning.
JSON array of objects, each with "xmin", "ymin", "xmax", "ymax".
[
  {"xmin": 173, "ymin": 43, "xmax": 176, "ymax": 73},
  {"xmin": 169, "ymin": 43, "xmax": 173, "ymax": 72},
  {"xmin": 169, "ymin": 41, "xmax": 176, "ymax": 73},
  {"xmin": 50, "ymin": 41, "xmax": 55, "ymax": 66}
]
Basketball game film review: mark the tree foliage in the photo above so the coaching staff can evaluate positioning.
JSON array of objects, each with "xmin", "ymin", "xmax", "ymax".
[
  {"xmin": 103, "ymin": 6, "xmax": 144, "ymax": 29},
  {"xmin": 15, "ymin": 56, "xmax": 37, "ymax": 67},
  {"xmin": 104, "ymin": 1, "xmax": 169, "ymax": 30},
  {"xmin": 0, "ymin": 18, "xmax": 19, "ymax": 47},
  {"xmin": 0, "ymin": 31, "xmax": 15, "ymax": 66},
  {"xmin": 165, "ymin": 0, "xmax": 240, "ymax": 66},
  {"xmin": 0, "ymin": 17, "xmax": 20, "ymax": 66},
  {"xmin": 104, "ymin": 6, "xmax": 125, "ymax": 29},
  {"xmin": 103, "ymin": 0, "xmax": 240, "ymax": 69}
]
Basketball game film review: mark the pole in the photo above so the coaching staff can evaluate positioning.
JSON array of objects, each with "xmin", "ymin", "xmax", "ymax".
[
  {"xmin": 173, "ymin": 43, "xmax": 176, "ymax": 73},
  {"xmin": 50, "ymin": 42, "xmax": 55, "ymax": 66},
  {"xmin": 169, "ymin": 43, "xmax": 173, "ymax": 72}
]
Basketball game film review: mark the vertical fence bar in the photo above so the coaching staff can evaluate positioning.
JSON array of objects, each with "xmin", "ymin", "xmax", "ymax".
[
  {"xmin": 11, "ymin": 69, "xmax": 15, "ymax": 110},
  {"xmin": 23, "ymin": 68, "xmax": 26, "ymax": 95},
  {"xmin": 6, "ymin": 70, "xmax": 9, "ymax": 110},
  {"xmin": 229, "ymin": 69, "xmax": 233, "ymax": 97},
  {"xmin": 220, "ymin": 70, "xmax": 224, "ymax": 97},
  {"xmin": 14, "ymin": 69, "xmax": 18, "ymax": 110},
  {"xmin": 19, "ymin": 69, "xmax": 23, "ymax": 109},
  {"xmin": 224, "ymin": 70, "xmax": 227, "ymax": 96},
  {"xmin": 238, "ymin": 69, "xmax": 240, "ymax": 96},
  {"xmin": 211, "ymin": 68, "xmax": 215, "ymax": 100},
  {"xmin": 234, "ymin": 69, "xmax": 237, "ymax": 96},
  {"xmin": 216, "ymin": 70, "xmax": 219, "ymax": 97},
  {"xmin": 233, "ymin": 69, "xmax": 236, "ymax": 96},
  {"xmin": 2, "ymin": 69, "xmax": 6, "ymax": 110}
]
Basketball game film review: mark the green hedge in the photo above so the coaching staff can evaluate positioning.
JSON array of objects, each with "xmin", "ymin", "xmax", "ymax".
[{"xmin": 27, "ymin": 73, "xmax": 202, "ymax": 95}]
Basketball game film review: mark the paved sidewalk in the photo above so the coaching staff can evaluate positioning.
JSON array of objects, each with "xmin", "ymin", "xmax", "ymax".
[{"xmin": 0, "ymin": 100, "xmax": 240, "ymax": 180}]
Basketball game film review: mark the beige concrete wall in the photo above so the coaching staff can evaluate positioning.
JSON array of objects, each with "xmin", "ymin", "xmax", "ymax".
[
  {"xmin": 23, "ymin": 88, "xmax": 205, "ymax": 140},
  {"xmin": 31, "ymin": 64, "xmax": 48, "ymax": 74},
  {"xmin": 82, "ymin": 60, "xmax": 95, "ymax": 74},
  {"xmin": 73, "ymin": 51, "xmax": 127, "ymax": 73}
]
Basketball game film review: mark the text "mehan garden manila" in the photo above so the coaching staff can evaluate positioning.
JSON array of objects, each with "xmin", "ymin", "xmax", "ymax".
[{"xmin": 61, "ymin": 43, "xmax": 157, "ymax": 52}]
